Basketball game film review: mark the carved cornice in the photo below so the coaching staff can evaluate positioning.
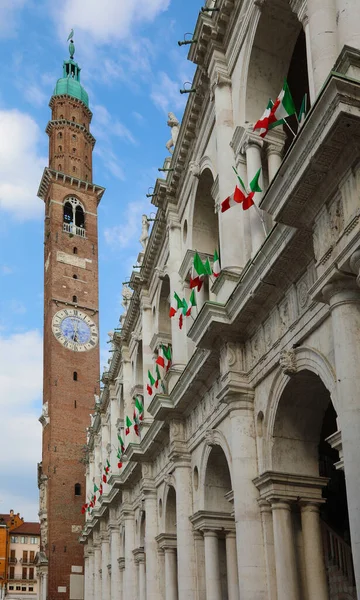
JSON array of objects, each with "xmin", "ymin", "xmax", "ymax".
[
  {"xmin": 190, "ymin": 510, "xmax": 235, "ymax": 532},
  {"xmin": 155, "ymin": 533, "xmax": 177, "ymax": 550},
  {"xmin": 37, "ymin": 167, "xmax": 105, "ymax": 203},
  {"xmin": 253, "ymin": 471, "xmax": 329, "ymax": 503}
]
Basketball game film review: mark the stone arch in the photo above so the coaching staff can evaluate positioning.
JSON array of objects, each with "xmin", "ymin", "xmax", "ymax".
[
  {"xmin": 189, "ymin": 168, "xmax": 218, "ymax": 255},
  {"xmin": 264, "ymin": 345, "xmax": 338, "ymax": 475},
  {"xmin": 199, "ymin": 155, "xmax": 216, "ymax": 180},
  {"xmin": 199, "ymin": 431, "xmax": 233, "ymax": 512},
  {"xmin": 265, "ymin": 345, "xmax": 338, "ymax": 466},
  {"xmin": 133, "ymin": 340, "xmax": 143, "ymax": 386},
  {"xmin": 239, "ymin": 0, "xmax": 305, "ymax": 125},
  {"xmin": 154, "ymin": 275, "xmax": 171, "ymax": 336},
  {"xmin": 164, "ymin": 485, "xmax": 177, "ymax": 534}
]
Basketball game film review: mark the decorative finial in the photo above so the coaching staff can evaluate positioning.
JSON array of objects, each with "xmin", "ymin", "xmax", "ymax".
[{"xmin": 67, "ymin": 29, "xmax": 75, "ymax": 59}]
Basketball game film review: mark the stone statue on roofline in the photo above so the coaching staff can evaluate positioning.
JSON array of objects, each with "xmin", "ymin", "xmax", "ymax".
[
  {"xmin": 139, "ymin": 214, "xmax": 150, "ymax": 251},
  {"xmin": 166, "ymin": 112, "xmax": 180, "ymax": 154},
  {"xmin": 121, "ymin": 285, "xmax": 133, "ymax": 314}
]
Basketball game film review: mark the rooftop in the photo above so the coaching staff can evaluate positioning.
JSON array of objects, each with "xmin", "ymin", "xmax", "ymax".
[{"xmin": 11, "ymin": 522, "xmax": 40, "ymax": 536}]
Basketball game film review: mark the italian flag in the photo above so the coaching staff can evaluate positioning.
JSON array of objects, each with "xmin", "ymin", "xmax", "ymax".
[
  {"xmin": 254, "ymin": 81, "xmax": 296, "ymax": 138},
  {"xmin": 105, "ymin": 459, "xmax": 110, "ymax": 474},
  {"xmin": 213, "ymin": 250, "xmax": 221, "ymax": 278},
  {"xmin": 186, "ymin": 289, "xmax": 197, "ymax": 317},
  {"xmin": 155, "ymin": 364, "xmax": 161, "ymax": 389},
  {"xmin": 93, "ymin": 483, "xmax": 99, "ymax": 494},
  {"xmin": 117, "ymin": 447, "xmax": 123, "ymax": 469},
  {"xmin": 99, "ymin": 484, "xmax": 103, "ymax": 496},
  {"xmin": 102, "ymin": 473, "xmax": 107, "ymax": 484},
  {"xmin": 231, "ymin": 166, "xmax": 262, "ymax": 210},
  {"xmin": 156, "ymin": 344, "xmax": 172, "ymax": 372},
  {"xmin": 133, "ymin": 409, "xmax": 140, "ymax": 437},
  {"xmin": 169, "ymin": 292, "xmax": 184, "ymax": 318},
  {"xmin": 147, "ymin": 370, "xmax": 155, "ymax": 395},
  {"xmin": 135, "ymin": 396, "xmax": 144, "ymax": 420},
  {"xmin": 81, "ymin": 504, "xmax": 88, "ymax": 514},
  {"xmin": 125, "ymin": 415, "xmax": 132, "ymax": 435},
  {"xmin": 117, "ymin": 434, "xmax": 125, "ymax": 453},
  {"xmin": 221, "ymin": 185, "xmax": 246, "ymax": 212},
  {"xmin": 271, "ymin": 80, "xmax": 296, "ymax": 123}
]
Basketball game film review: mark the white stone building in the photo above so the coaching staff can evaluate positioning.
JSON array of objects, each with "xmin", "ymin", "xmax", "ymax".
[{"xmin": 81, "ymin": 0, "xmax": 360, "ymax": 599}]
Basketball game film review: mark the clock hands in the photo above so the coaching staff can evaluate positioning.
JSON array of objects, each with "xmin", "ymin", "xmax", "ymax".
[{"xmin": 72, "ymin": 318, "xmax": 79, "ymax": 342}]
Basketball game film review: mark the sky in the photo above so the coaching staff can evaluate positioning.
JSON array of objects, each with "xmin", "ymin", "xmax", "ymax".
[{"xmin": 0, "ymin": 0, "xmax": 201, "ymax": 521}]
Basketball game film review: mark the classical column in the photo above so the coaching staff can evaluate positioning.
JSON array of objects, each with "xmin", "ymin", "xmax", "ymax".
[
  {"xmin": 174, "ymin": 457, "xmax": 196, "ymax": 600},
  {"xmin": 271, "ymin": 500, "xmax": 300, "ymax": 600},
  {"xmin": 110, "ymin": 386, "xmax": 120, "ymax": 472},
  {"xmin": 300, "ymin": 503, "xmax": 328, "ymax": 599},
  {"xmin": 101, "ymin": 533, "xmax": 111, "ymax": 600},
  {"xmin": 203, "ymin": 530, "xmax": 222, "ymax": 600},
  {"xmin": 164, "ymin": 548, "xmax": 178, "ymax": 600},
  {"xmin": 118, "ymin": 558, "xmax": 125, "ymax": 600},
  {"xmin": 335, "ymin": 0, "xmax": 360, "ymax": 54},
  {"xmin": 167, "ymin": 211, "xmax": 187, "ymax": 375},
  {"xmin": 219, "ymin": 378, "xmax": 266, "ymax": 599},
  {"xmin": 85, "ymin": 548, "xmax": 94, "ymax": 600},
  {"xmin": 307, "ymin": 0, "xmax": 338, "ymax": 96},
  {"xmin": 93, "ymin": 543, "xmax": 102, "ymax": 600},
  {"xmin": 134, "ymin": 549, "xmax": 146, "ymax": 600},
  {"xmin": 323, "ymin": 274, "xmax": 360, "ymax": 592},
  {"xmin": 110, "ymin": 525, "xmax": 121, "ymax": 600},
  {"xmin": 258, "ymin": 501, "xmax": 277, "ymax": 600},
  {"xmin": 123, "ymin": 508, "xmax": 136, "ymax": 600},
  {"xmin": 242, "ymin": 134, "xmax": 265, "ymax": 257},
  {"xmin": 225, "ymin": 531, "xmax": 239, "ymax": 600},
  {"xmin": 140, "ymin": 292, "xmax": 153, "ymax": 415},
  {"xmin": 142, "ymin": 482, "xmax": 161, "ymax": 600},
  {"xmin": 42, "ymin": 573, "xmax": 47, "ymax": 600},
  {"xmin": 209, "ymin": 50, "xmax": 244, "ymax": 271},
  {"xmin": 265, "ymin": 130, "xmax": 285, "ymax": 183}
]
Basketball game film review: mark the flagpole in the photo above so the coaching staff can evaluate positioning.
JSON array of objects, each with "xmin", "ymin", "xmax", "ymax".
[
  {"xmin": 253, "ymin": 204, "xmax": 268, "ymax": 237},
  {"xmin": 283, "ymin": 118, "xmax": 297, "ymax": 137}
]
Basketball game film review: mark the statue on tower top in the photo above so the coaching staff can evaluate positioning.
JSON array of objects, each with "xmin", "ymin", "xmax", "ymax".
[{"xmin": 67, "ymin": 29, "xmax": 75, "ymax": 59}]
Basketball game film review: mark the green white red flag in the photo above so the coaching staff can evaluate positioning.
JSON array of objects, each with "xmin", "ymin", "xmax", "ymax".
[
  {"xmin": 125, "ymin": 415, "xmax": 132, "ymax": 435},
  {"xmin": 254, "ymin": 81, "xmax": 296, "ymax": 138},
  {"xmin": 147, "ymin": 370, "xmax": 155, "ymax": 395},
  {"xmin": 213, "ymin": 250, "xmax": 221, "ymax": 278},
  {"xmin": 135, "ymin": 397, "xmax": 144, "ymax": 420},
  {"xmin": 169, "ymin": 292, "xmax": 185, "ymax": 318},
  {"xmin": 118, "ymin": 433, "xmax": 125, "ymax": 453},
  {"xmin": 133, "ymin": 409, "xmax": 140, "ymax": 437},
  {"xmin": 186, "ymin": 289, "xmax": 197, "ymax": 317}
]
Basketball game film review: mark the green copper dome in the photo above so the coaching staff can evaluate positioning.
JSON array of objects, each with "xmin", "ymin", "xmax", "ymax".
[{"xmin": 53, "ymin": 36, "xmax": 89, "ymax": 108}]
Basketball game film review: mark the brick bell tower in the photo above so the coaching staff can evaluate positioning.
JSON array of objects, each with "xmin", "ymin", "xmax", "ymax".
[{"xmin": 37, "ymin": 33, "xmax": 104, "ymax": 600}]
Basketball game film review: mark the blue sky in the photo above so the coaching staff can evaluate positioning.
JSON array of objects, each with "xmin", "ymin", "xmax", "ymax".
[{"xmin": 0, "ymin": 0, "xmax": 201, "ymax": 521}]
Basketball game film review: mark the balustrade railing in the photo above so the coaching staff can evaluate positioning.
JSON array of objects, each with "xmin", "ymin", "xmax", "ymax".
[
  {"xmin": 63, "ymin": 223, "xmax": 86, "ymax": 238},
  {"xmin": 321, "ymin": 520, "xmax": 355, "ymax": 587}
]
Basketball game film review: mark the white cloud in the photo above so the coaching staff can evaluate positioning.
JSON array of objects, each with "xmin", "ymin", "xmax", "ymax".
[
  {"xmin": 0, "ymin": 330, "xmax": 43, "ymax": 520},
  {"xmin": 104, "ymin": 199, "xmax": 152, "ymax": 248},
  {"xmin": 1, "ymin": 265, "xmax": 13, "ymax": 275},
  {"xmin": 150, "ymin": 71, "xmax": 187, "ymax": 114},
  {"xmin": 0, "ymin": 110, "xmax": 46, "ymax": 221},
  {"xmin": 57, "ymin": 0, "xmax": 170, "ymax": 44},
  {"xmin": 94, "ymin": 147, "xmax": 125, "ymax": 181},
  {"xmin": 0, "ymin": 0, "xmax": 26, "ymax": 38}
]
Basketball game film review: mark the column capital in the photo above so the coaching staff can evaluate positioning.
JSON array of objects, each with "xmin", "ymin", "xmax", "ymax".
[
  {"xmin": 322, "ymin": 276, "xmax": 360, "ymax": 307},
  {"xmin": 270, "ymin": 499, "xmax": 292, "ymax": 511},
  {"xmin": 202, "ymin": 529, "xmax": 219, "ymax": 538},
  {"xmin": 133, "ymin": 547, "xmax": 145, "ymax": 564},
  {"xmin": 241, "ymin": 129, "xmax": 264, "ymax": 154},
  {"xmin": 208, "ymin": 49, "xmax": 231, "ymax": 91},
  {"xmin": 117, "ymin": 557, "xmax": 125, "ymax": 571},
  {"xmin": 155, "ymin": 532, "xmax": 177, "ymax": 551},
  {"xmin": 299, "ymin": 501, "xmax": 322, "ymax": 514},
  {"xmin": 265, "ymin": 128, "xmax": 286, "ymax": 158}
]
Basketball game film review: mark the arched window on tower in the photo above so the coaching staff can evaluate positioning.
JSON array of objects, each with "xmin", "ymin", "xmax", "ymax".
[
  {"xmin": 57, "ymin": 132, "xmax": 62, "ymax": 139},
  {"xmin": 58, "ymin": 145, "xmax": 62, "ymax": 152},
  {"xmin": 63, "ymin": 197, "xmax": 86, "ymax": 237}
]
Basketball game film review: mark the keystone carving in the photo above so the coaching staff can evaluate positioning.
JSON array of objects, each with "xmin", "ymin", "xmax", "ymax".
[
  {"xmin": 204, "ymin": 429, "xmax": 217, "ymax": 447},
  {"xmin": 279, "ymin": 349, "xmax": 297, "ymax": 375}
]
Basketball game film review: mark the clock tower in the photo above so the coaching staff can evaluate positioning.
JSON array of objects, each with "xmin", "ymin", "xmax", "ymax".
[{"xmin": 37, "ymin": 35, "xmax": 104, "ymax": 600}]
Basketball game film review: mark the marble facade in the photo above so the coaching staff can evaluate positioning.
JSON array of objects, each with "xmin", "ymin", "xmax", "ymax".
[{"xmin": 81, "ymin": 0, "xmax": 360, "ymax": 598}]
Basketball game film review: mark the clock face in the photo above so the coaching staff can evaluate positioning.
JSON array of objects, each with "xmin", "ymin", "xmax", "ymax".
[{"xmin": 52, "ymin": 309, "xmax": 98, "ymax": 352}]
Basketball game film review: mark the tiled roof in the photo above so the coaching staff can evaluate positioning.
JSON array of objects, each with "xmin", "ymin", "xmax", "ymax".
[{"xmin": 11, "ymin": 522, "xmax": 40, "ymax": 535}]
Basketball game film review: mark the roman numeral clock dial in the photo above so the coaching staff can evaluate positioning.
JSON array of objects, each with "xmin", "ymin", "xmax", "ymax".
[{"xmin": 52, "ymin": 309, "xmax": 98, "ymax": 352}]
